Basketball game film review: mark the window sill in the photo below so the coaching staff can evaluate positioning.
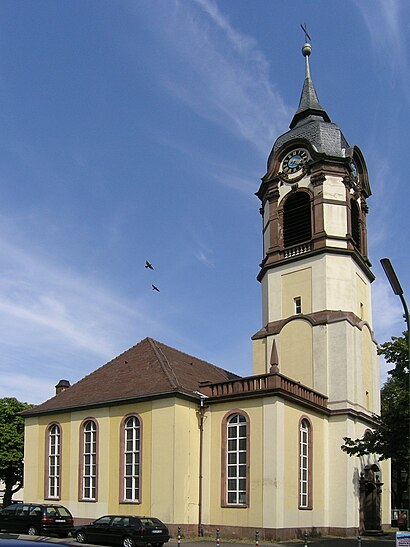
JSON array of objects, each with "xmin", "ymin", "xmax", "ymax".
[
  {"xmin": 221, "ymin": 503, "xmax": 249, "ymax": 509},
  {"xmin": 120, "ymin": 500, "xmax": 141, "ymax": 505}
]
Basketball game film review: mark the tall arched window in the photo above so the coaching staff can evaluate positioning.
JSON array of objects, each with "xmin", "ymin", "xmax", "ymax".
[
  {"xmin": 299, "ymin": 417, "xmax": 312, "ymax": 509},
  {"xmin": 121, "ymin": 415, "xmax": 141, "ymax": 503},
  {"xmin": 221, "ymin": 411, "xmax": 250, "ymax": 506},
  {"xmin": 47, "ymin": 423, "xmax": 61, "ymax": 499},
  {"xmin": 351, "ymin": 199, "xmax": 361, "ymax": 251},
  {"xmin": 80, "ymin": 419, "xmax": 98, "ymax": 501},
  {"xmin": 283, "ymin": 192, "xmax": 312, "ymax": 248}
]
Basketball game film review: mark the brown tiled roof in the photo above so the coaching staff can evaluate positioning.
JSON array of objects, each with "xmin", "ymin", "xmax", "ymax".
[{"xmin": 22, "ymin": 338, "xmax": 240, "ymax": 416}]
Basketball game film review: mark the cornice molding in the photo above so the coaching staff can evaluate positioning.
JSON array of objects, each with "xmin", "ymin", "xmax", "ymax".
[{"xmin": 252, "ymin": 309, "xmax": 376, "ymax": 342}]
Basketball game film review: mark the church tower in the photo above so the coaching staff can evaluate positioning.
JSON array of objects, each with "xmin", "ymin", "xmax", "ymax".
[{"xmin": 252, "ymin": 40, "xmax": 380, "ymax": 418}]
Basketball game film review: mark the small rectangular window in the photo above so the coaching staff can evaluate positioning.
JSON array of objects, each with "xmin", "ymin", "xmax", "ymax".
[{"xmin": 294, "ymin": 297, "xmax": 302, "ymax": 314}]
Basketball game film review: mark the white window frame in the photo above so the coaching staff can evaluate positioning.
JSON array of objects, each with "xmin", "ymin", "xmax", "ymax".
[
  {"xmin": 83, "ymin": 420, "xmax": 97, "ymax": 500},
  {"xmin": 299, "ymin": 419, "xmax": 309, "ymax": 508},
  {"xmin": 48, "ymin": 424, "xmax": 60, "ymax": 499},
  {"xmin": 294, "ymin": 296, "xmax": 302, "ymax": 314},
  {"xmin": 124, "ymin": 416, "xmax": 141, "ymax": 502},
  {"xmin": 227, "ymin": 414, "xmax": 247, "ymax": 505}
]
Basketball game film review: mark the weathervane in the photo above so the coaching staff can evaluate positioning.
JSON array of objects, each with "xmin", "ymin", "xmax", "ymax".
[{"xmin": 300, "ymin": 22, "xmax": 311, "ymax": 44}]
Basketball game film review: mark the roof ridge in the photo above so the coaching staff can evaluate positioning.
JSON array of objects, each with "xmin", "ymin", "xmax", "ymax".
[
  {"xmin": 149, "ymin": 338, "xmax": 241, "ymax": 379},
  {"xmin": 147, "ymin": 338, "xmax": 181, "ymax": 390}
]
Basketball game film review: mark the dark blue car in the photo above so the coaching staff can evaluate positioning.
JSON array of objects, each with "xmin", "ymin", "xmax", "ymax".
[
  {"xmin": 73, "ymin": 515, "xmax": 170, "ymax": 547},
  {"xmin": 0, "ymin": 503, "xmax": 74, "ymax": 537}
]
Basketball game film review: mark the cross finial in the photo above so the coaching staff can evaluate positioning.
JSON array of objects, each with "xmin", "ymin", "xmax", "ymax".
[{"xmin": 300, "ymin": 22, "xmax": 311, "ymax": 44}]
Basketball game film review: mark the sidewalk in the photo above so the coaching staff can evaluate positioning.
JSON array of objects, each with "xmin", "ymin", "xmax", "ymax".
[{"xmin": 0, "ymin": 531, "xmax": 397, "ymax": 547}]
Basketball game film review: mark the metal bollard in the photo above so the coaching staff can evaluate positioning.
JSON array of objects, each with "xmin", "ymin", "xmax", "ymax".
[
  {"xmin": 357, "ymin": 535, "xmax": 361, "ymax": 547},
  {"xmin": 303, "ymin": 531, "xmax": 308, "ymax": 547},
  {"xmin": 216, "ymin": 528, "xmax": 220, "ymax": 547},
  {"xmin": 255, "ymin": 530, "xmax": 259, "ymax": 547},
  {"xmin": 177, "ymin": 527, "xmax": 181, "ymax": 547}
]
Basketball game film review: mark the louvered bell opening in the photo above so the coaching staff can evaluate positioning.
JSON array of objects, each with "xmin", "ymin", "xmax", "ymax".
[
  {"xmin": 351, "ymin": 200, "xmax": 361, "ymax": 251},
  {"xmin": 283, "ymin": 192, "xmax": 312, "ymax": 248}
]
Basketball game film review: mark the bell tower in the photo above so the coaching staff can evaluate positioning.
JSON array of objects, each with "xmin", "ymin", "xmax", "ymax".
[{"xmin": 252, "ymin": 40, "xmax": 379, "ymax": 416}]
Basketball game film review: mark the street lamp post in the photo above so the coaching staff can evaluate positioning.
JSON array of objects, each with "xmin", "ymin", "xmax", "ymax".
[
  {"xmin": 380, "ymin": 257, "xmax": 410, "ymax": 512},
  {"xmin": 380, "ymin": 258, "xmax": 410, "ymax": 365}
]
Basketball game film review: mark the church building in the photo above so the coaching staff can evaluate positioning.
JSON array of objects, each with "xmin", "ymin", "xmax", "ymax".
[{"xmin": 22, "ymin": 40, "xmax": 390, "ymax": 541}]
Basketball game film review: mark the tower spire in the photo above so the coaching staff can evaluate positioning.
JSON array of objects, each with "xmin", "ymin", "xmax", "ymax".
[{"xmin": 289, "ymin": 29, "xmax": 330, "ymax": 130}]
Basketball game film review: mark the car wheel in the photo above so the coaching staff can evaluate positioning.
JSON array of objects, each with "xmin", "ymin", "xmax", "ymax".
[
  {"xmin": 76, "ymin": 531, "xmax": 88, "ymax": 543},
  {"xmin": 27, "ymin": 526, "xmax": 38, "ymax": 536},
  {"xmin": 123, "ymin": 536, "xmax": 136, "ymax": 547}
]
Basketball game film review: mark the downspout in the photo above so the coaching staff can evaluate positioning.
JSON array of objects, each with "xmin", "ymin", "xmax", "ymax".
[{"xmin": 197, "ymin": 396, "xmax": 206, "ymax": 537}]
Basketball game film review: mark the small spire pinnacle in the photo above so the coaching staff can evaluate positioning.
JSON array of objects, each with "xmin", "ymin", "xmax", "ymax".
[{"xmin": 269, "ymin": 340, "xmax": 279, "ymax": 373}]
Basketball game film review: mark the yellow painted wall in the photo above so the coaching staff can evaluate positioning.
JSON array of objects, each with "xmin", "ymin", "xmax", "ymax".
[
  {"xmin": 150, "ymin": 398, "xmax": 200, "ymax": 524},
  {"xmin": 252, "ymin": 337, "xmax": 266, "ymax": 375},
  {"xmin": 23, "ymin": 417, "xmax": 41, "ymax": 501},
  {"xmin": 281, "ymin": 268, "xmax": 312, "ymax": 317},
  {"xmin": 23, "ymin": 398, "xmax": 200, "ymax": 526},
  {"xmin": 356, "ymin": 272, "xmax": 370, "ymax": 322},
  {"xmin": 23, "ymin": 390, "xmax": 386, "ymax": 534},
  {"xmin": 361, "ymin": 327, "xmax": 374, "ymax": 412},
  {"xmin": 280, "ymin": 319, "xmax": 313, "ymax": 387}
]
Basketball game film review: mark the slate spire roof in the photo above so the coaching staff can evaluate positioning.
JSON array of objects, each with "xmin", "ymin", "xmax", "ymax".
[
  {"xmin": 268, "ymin": 41, "xmax": 349, "ymax": 166},
  {"xmin": 22, "ymin": 337, "xmax": 240, "ymax": 416},
  {"xmin": 289, "ymin": 42, "xmax": 331, "ymax": 130}
]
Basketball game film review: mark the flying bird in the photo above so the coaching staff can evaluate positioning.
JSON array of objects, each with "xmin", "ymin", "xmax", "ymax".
[
  {"xmin": 145, "ymin": 260, "xmax": 154, "ymax": 270},
  {"xmin": 151, "ymin": 284, "xmax": 160, "ymax": 292}
]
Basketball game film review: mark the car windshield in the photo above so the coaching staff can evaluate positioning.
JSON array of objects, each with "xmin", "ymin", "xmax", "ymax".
[{"xmin": 139, "ymin": 518, "xmax": 163, "ymax": 527}]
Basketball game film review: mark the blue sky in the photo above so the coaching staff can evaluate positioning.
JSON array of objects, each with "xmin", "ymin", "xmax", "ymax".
[{"xmin": 0, "ymin": 0, "xmax": 409, "ymax": 404}]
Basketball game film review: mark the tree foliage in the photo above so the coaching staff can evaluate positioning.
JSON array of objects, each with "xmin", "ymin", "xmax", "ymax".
[
  {"xmin": 0, "ymin": 397, "xmax": 33, "ymax": 507},
  {"xmin": 341, "ymin": 331, "xmax": 409, "ymax": 509}
]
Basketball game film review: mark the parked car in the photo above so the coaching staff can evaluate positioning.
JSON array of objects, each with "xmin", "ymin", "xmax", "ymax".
[
  {"xmin": 73, "ymin": 515, "xmax": 170, "ymax": 547},
  {"xmin": 0, "ymin": 503, "xmax": 74, "ymax": 537}
]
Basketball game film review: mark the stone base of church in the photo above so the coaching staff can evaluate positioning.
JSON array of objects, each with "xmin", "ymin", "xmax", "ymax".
[{"xmin": 167, "ymin": 524, "xmax": 360, "ymax": 541}]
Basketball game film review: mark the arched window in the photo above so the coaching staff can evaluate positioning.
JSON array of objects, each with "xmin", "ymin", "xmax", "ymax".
[
  {"xmin": 351, "ymin": 199, "xmax": 361, "ymax": 251},
  {"xmin": 299, "ymin": 418, "xmax": 312, "ymax": 509},
  {"xmin": 80, "ymin": 419, "xmax": 98, "ymax": 501},
  {"xmin": 283, "ymin": 192, "xmax": 312, "ymax": 248},
  {"xmin": 121, "ymin": 415, "xmax": 141, "ymax": 503},
  {"xmin": 221, "ymin": 411, "xmax": 250, "ymax": 506},
  {"xmin": 47, "ymin": 423, "xmax": 61, "ymax": 499}
]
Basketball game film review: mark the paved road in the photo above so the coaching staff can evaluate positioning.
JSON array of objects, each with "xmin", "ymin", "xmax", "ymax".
[{"xmin": 0, "ymin": 532, "xmax": 398, "ymax": 547}]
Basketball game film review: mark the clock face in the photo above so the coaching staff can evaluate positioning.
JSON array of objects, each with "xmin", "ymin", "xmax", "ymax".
[{"xmin": 282, "ymin": 149, "xmax": 309, "ymax": 175}]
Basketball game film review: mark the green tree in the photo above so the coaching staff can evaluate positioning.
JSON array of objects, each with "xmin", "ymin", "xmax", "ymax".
[
  {"xmin": 342, "ymin": 331, "xmax": 409, "ymax": 509},
  {"xmin": 0, "ymin": 397, "xmax": 33, "ymax": 507}
]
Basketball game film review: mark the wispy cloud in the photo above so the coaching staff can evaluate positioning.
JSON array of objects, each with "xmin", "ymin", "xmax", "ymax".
[
  {"xmin": 0, "ymin": 224, "xmax": 169, "ymax": 402},
  {"xmin": 139, "ymin": 0, "xmax": 291, "ymax": 155},
  {"xmin": 193, "ymin": 243, "xmax": 214, "ymax": 267},
  {"xmin": 355, "ymin": 0, "xmax": 410, "ymax": 101},
  {"xmin": 150, "ymin": 130, "xmax": 258, "ymax": 195}
]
